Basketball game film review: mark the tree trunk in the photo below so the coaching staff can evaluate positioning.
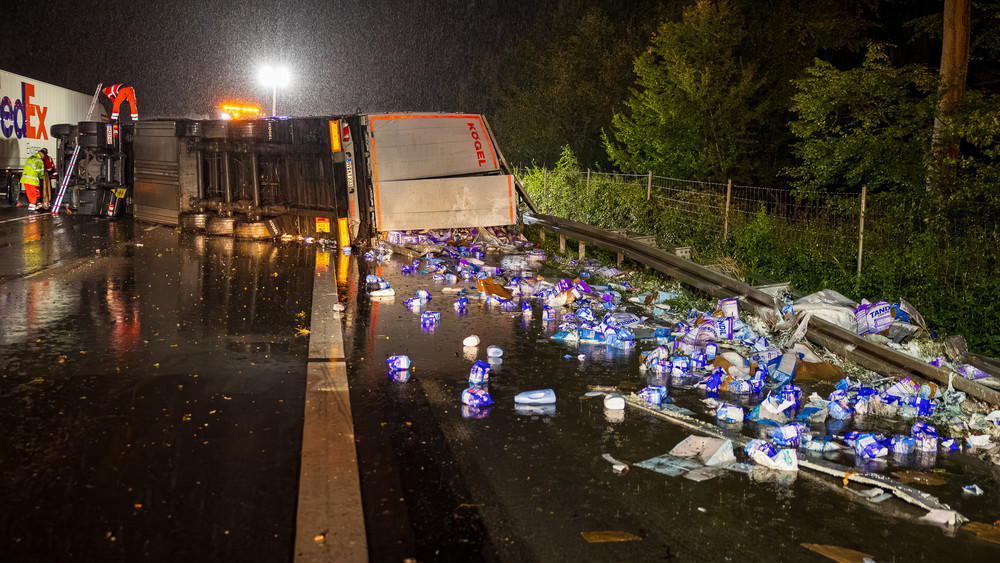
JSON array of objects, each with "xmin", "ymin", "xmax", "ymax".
[{"xmin": 930, "ymin": 0, "xmax": 971, "ymax": 197}]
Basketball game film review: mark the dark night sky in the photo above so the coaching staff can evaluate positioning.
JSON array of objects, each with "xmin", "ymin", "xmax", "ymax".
[{"xmin": 3, "ymin": 0, "xmax": 538, "ymax": 119}]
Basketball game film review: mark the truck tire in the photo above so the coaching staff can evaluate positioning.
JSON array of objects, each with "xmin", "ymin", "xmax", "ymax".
[
  {"xmin": 50, "ymin": 123, "xmax": 77, "ymax": 139},
  {"xmin": 5, "ymin": 173, "xmax": 21, "ymax": 207},
  {"xmin": 77, "ymin": 121, "xmax": 105, "ymax": 147}
]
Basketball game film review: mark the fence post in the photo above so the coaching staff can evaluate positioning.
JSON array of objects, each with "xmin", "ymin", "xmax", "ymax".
[
  {"xmin": 586, "ymin": 168, "xmax": 591, "ymax": 188},
  {"xmin": 646, "ymin": 171, "xmax": 652, "ymax": 201},
  {"xmin": 543, "ymin": 168, "xmax": 547, "ymax": 203},
  {"xmin": 723, "ymin": 178, "xmax": 732, "ymax": 242},
  {"xmin": 857, "ymin": 184, "xmax": 867, "ymax": 279}
]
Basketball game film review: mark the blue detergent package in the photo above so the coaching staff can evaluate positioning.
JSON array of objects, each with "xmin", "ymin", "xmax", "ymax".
[
  {"xmin": 469, "ymin": 360, "xmax": 491, "ymax": 384},
  {"xmin": 890, "ymin": 435, "xmax": 915, "ymax": 454},
  {"xmin": 462, "ymin": 387, "xmax": 494, "ymax": 407},
  {"xmin": 911, "ymin": 422, "xmax": 938, "ymax": 453},
  {"xmin": 717, "ymin": 403, "xmax": 745, "ymax": 422},
  {"xmin": 770, "ymin": 423, "xmax": 807, "ymax": 447},
  {"xmin": 855, "ymin": 433, "xmax": 888, "ymax": 459},
  {"xmin": 828, "ymin": 399, "xmax": 853, "ymax": 420},
  {"xmin": 745, "ymin": 439, "xmax": 777, "ymax": 459},
  {"xmin": 638, "ymin": 385, "xmax": 668, "ymax": 405},
  {"xmin": 387, "ymin": 355, "xmax": 411, "ymax": 370},
  {"xmin": 780, "ymin": 384, "xmax": 802, "ymax": 408}
]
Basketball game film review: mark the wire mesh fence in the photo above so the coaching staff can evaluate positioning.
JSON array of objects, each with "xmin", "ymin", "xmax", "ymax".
[{"xmin": 515, "ymin": 166, "xmax": 1000, "ymax": 354}]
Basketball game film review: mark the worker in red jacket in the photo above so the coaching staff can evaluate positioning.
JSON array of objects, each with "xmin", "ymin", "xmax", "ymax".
[{"xmin": 40, "ymin": 151, "xmax": 56, "ymax": 210}]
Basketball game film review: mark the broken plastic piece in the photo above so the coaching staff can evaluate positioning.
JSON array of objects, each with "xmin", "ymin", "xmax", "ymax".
[
  {"xmin": 669, "ymin": 435, "xmax": 736, "ymax": 467},
  {"xmin": 487, "ymin": 345, "xmax": 503, "ymax": 358},
  {"xmin": 963, "ymin": 484, "xmax": 984, "ymax": 496},
  {"xmin": 463, "ymin": 335, "xmax": 480, "ymax": 347},
  {"xmin": 602, "ymin": 453, "xmax": 629, "ymax": 473}
]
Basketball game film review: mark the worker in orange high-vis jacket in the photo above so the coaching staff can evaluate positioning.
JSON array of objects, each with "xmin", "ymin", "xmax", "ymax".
[{"xmin": 20, "ymin": 148, "xmax": 47, "ymax": 212}]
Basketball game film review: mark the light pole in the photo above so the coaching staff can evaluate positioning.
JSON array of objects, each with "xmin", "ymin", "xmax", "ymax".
[{"xmin": 258, "ymin": 65, "xmax": 290, "ymax": 117}]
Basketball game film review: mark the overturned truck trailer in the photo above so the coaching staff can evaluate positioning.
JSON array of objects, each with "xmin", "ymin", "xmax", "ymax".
[{"xmin": 106, "ymin": 112, "xmax": 532, "ymax": 244}]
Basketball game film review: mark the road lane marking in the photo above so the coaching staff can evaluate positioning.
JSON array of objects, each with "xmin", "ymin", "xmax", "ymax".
[{"xmin": 294, "ymin": 249, "xmax": 367, "ymax": 562}]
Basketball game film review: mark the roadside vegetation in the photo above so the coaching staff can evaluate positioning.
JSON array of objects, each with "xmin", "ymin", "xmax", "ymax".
[{"xmin": 467, "ymin": 0, "xmax": 1000, "ymax": 355}]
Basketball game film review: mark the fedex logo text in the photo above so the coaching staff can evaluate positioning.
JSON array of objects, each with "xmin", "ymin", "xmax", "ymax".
[{"xmin": 0, "ymin": 82, "xmax": 48, "ymax": 140}]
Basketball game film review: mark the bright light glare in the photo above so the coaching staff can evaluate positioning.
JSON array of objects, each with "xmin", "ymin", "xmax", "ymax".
[{"xmin": 259, "ymin": 64, "xmax": 291, "ymax": 88}]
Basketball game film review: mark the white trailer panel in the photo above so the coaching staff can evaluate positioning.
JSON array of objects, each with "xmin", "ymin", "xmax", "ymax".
[
  {"xmin": 368, "ymin": 114, "xmax": 500, "ymax": 182},
  {"xmin": 0, "ymin": 70, "xmax": 98, "ymax": 170},
  {"xmin": 374, "ymin": 175, "xmax": 515, "ymax": 231}
]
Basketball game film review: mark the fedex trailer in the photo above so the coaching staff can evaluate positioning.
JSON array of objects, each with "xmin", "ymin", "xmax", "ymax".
[{"xmin": 1, "ymin": 69, "xmax": 106, "ymax": 206}]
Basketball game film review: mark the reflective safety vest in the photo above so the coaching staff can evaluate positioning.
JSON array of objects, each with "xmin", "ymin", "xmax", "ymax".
[{"xmin": 20, "ymin": 153, "xmax": 44, "ymax": 186}]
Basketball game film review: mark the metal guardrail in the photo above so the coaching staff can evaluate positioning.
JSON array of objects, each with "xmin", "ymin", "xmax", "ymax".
[{"xmin": 524, "ymin": 211, "xmax": 1000, "ymax": 406}]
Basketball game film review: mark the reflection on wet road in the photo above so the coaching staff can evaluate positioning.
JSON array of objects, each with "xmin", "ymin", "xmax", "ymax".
[{"xmin": 0, "ymin": 212, "xmax": 314, "ymax": 560}]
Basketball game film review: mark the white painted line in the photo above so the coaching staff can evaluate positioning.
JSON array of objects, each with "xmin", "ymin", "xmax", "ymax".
[{"xmin": 295, "ymin": 249, "xmax": 367, "ymax": 562}]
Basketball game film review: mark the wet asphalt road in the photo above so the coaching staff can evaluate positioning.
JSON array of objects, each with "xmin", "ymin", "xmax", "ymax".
[
  {"xmin": 0, "ymin": 209, "xmax": 313, "ymax": 560},
  {"xmin": 2, "ymin": 206, "xmax": 1000, "ymax": 561},
  {"xmin": 343, "ymin": 253, "xmax": 1000, "ymax": 562}
]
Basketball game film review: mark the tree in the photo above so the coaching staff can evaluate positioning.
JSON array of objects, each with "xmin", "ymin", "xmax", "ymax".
[
  {"xmin": 604, "ymin": 0, "xmax": 764, "ymax": 181},
  {"xmin": 469, "ymin": 2, "xmax": 670, "ymax": 169},
  {"xmin": 785, "ymin": 44, "xmax": 938, "ymax": 194},
  {"xmin": 931, "ymin": 0, "xmax": 972, "ymax": 196}
]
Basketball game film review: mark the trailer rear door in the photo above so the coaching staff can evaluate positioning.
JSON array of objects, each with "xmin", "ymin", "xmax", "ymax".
[{"xmin": 367, "ymin": 114, "xmax": 515, "ymax": 230}]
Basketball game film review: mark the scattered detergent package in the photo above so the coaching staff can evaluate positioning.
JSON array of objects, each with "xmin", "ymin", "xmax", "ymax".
[
  {"xmin": 911, "ymin": 422, "xmax": 938, "ymax": 453},
  {"xmin": 855, "ymin": 300, "xmax": 894, "ymax": 336},
  {"xmin": 770, "ymin": 423, "xmax": 808, "ymax": 447},
  {"xmin": 801, "ymin": 435, "xmax": 839, "ymax": 452},
  {"xmin": 745, "ymin": 439, "xmax": 778, "ymax": 459},
  {"xmin": 716, "ymin": 403, "xmax": 745, "ymax": 423},
  {"xmin": 638, "ymin": 385, "xmax": 668, "ymax": 406},
  {"xmin": 855, "ymin": 433, "xmax": 889, "ymax": 459},
  {"xmin": 462, "ymin": 387, "xmax": 494, "ymax": 407},
  {"xmin": 717, "ymin": 297, "xmax": 739, "ymax": 318},
  {"xmin": 890, "ymin": 435, "xmax": 915, "ymax": 454},
  {"xmin": 469, "ymin": 360, "xmax": 492, "ymax": 384},
  {"xmin": 416, "ymin": 289, "xmax": 432, "ymax": 301},
  {"xmin": 420, "ymin": 311, "xmax": 441, "ymax": 325},
  {"xmin": 828, "ymin": 399, "xmax": 853, "ymax": 420},
  {"xmin": 387, "ymin": 355, "xmax": 411, "ymax": 371},
  {"xmin": 884, "ymin": 376, "xmax": 920, "ymax": 399},
  {"xmin": 779, "ymin": 384, "xmax": 803, "ymax": 408}
]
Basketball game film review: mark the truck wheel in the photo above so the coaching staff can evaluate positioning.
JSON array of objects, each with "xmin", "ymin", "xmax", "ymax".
[
  {"xmin": 5, "ymin": 174, "xmax": 21, "ymax": 207},
  {"xmin": 50, "ymin": 123, "xmax": 78, "ymax": 139}
]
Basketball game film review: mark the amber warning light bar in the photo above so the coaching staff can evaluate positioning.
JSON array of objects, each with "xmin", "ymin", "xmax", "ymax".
[{"xmin": 218, "ymin": 104, "xmax": 262, "ymax": 120}]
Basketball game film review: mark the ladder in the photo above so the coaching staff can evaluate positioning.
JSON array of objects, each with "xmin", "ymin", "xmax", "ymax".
[{"xmin": 51, "ymin": 83, "xmax": 103, "ymax": 215}]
